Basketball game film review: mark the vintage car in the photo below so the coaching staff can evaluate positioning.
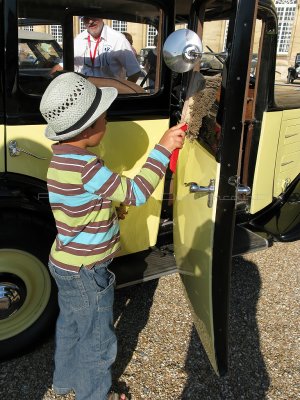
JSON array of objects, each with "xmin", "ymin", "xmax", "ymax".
[
  {"xmin": 18, "ymin": 29, "xmax": 63, "ymax": 94},
  {"xmin": 18, "ymin": 29, "xmax": 63, "ymax": 74},
  {"xmin": 0, "ymin": 0, "xmax": 299, "ymax": 378},
  {"xmin": 287, "ymin": 52, "xmax": 300, "ymax": 83},
  {"xmin": 138, "ymin": 46, "xmax": 156, "ymax": 67}
]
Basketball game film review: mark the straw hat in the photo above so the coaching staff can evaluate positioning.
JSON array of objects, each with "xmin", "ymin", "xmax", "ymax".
[{"xmin": 40, "ymin": 72, "xmax": 118, "ymax": 141}]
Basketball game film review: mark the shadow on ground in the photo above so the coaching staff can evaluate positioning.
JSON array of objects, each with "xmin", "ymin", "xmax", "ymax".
[
  {"xmin": 181, "ymin": 256, "xmax": 270, "ymax": 400},
  {"xmin": 0, "ymin": 256, "xmax": 271, "ymax": 399},
  {"xmin": 111, "ymin": 279, "xmax": 158, "ymax": 397},
  {"xmin": 0, "ymin": 279, "xmax": 158, "ymax": 400}
]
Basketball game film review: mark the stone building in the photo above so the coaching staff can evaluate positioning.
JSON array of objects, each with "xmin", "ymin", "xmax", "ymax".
[{"xmin": 199, "ymin": 0, "xmax": 300, "ymax": 82}]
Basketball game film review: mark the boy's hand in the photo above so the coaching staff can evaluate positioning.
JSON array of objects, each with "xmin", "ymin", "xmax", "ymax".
[
  {"xmin": 116, "ymin": 205, "xmax": 128, "ymax": 220},
  {"xmin": 158, "ymin": 122, "xmax": 187, "ymax": 153}
]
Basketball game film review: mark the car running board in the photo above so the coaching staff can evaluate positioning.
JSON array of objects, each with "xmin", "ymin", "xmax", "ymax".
[
  {"xmin": 111, "ymin": 244, "xmax": 177, "ymax": 289},
  {"xmin": 232, "ymin": 225, "xmax": 270, "ymax": 257}
]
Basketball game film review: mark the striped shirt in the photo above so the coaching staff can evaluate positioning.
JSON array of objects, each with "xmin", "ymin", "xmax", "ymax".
[{"xmin": 47, "ymin": 143, "xmax": 171, "ymax": 272}]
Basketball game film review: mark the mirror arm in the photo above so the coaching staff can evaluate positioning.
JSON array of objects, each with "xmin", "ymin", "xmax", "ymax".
[{"xmin": 189, "ymin": 49, "xmax": 229, "ymax": 61}]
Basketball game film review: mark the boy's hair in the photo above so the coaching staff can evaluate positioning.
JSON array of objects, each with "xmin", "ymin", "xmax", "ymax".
[{"xmin": 40, "ymin": 72, "xmax": 118, "ymax": 142}]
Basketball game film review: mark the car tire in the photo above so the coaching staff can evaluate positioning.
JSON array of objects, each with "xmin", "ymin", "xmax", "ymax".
[{"xmin": 0, "ymin": 211, "xmax": 58, "ymax": 360}]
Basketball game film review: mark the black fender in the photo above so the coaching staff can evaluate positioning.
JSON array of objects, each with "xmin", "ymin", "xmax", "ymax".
[
  {"xmin": 0, "ymin": 172, "xmax": 54, "ymax": 222},
  {"xmin": 249, "ymin": 174, "xmax": 300, "ymax": 242}
]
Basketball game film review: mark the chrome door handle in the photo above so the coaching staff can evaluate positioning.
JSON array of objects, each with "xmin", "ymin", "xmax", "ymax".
[
  {"xmin": 185, "ymin": 180, "xmax": 215, "ymax": 193},
  {"xmin": 185, "ymin": 179, "xmax": 215, "ymax": 208},
  {"xmin": 8, "ymin": 140, "xmax": 47, "ymax": 160}
]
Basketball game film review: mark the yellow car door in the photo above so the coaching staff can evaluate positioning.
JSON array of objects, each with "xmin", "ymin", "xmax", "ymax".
[{"xmin": 173, "ymin": 0, "xmax": 258, "ymax": 375}]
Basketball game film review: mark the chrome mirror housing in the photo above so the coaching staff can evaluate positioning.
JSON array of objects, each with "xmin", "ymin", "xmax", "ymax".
[{"xmin": 163, "ymin": 28, "xmax": 228, "ymax": 73}]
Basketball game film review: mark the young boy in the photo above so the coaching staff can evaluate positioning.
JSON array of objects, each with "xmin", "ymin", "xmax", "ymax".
[{"xmin": 40, "ymin": 72, "xmax": 185, "ymax": 400}]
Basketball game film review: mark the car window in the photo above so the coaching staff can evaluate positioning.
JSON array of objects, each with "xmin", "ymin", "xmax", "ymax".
[
  {"xmin": 194, "ymin": 20, "xmax": 226, "ymax": 154},
  {"xmin": 17, "ymin": 0, "xmax": 162, "ymax": 97},
  {"xmin": 72, "ymin": 17, "xmax": 160, "ymax": 95}
]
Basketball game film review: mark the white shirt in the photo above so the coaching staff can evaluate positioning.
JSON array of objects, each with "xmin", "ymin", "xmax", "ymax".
[{"xmin": 74, "ymin": 25, "xmax": 141, "ymax": 79}]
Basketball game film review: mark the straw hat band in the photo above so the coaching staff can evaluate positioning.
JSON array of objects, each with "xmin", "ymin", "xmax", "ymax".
[{"xmin": 55, "ymin": 89, "xmax": 102, "ymax": 136}]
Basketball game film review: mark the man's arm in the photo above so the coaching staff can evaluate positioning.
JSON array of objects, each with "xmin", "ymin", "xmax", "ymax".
[{"xmin": 118, "ymin": 35, "xmax": 141, "ymax": 82}]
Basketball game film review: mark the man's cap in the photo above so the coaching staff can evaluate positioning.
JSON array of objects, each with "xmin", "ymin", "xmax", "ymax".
[{"xmin": 40, "ymin": 72, "xmax": 118, "ymax": 141}]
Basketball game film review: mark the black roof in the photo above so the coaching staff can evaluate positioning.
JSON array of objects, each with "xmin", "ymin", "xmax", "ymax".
[{"xmin": 18, "ymin": 0, "xmax": 277, "ymax": 23}]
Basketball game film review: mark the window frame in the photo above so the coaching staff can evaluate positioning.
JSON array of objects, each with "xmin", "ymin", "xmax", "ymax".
[{"xmin": 4, "ymin": 0, "xmax": 174, "ymax": 126}]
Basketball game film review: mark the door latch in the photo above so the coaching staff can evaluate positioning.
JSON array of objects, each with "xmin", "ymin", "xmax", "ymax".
[
  {"xmin": 8, "ymin": 140, "xmax": 47, "ymax": 160},
  {"xmin": 228, "ymin": 176, "xmax": 251, "ymax": 195},
  {"xmin": 237, "ymin": 185, "xmax": 251, "ymax": 195},
  {"xmin": 185, "ymin": 179, "xmax": 215, "ymax": 208}
]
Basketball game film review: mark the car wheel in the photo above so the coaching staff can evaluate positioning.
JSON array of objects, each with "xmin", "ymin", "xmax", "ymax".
[{"xmin": 0, "ymin": 211, "xmax": 58, "ymax": 359}]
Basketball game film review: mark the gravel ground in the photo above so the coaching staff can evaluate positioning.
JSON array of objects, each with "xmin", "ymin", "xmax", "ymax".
[{"xmin": 0, "ymin": 241, "xmax": 299, "ymax": 400}]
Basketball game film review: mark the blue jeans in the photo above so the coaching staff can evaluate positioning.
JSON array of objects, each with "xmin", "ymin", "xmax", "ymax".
[{"xmin": 48, "ymin": 260, "xmax": 117, "ymax": 400}]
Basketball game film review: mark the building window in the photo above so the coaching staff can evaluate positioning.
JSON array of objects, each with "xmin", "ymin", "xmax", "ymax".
[
  {"xmin": 51, "ymin": 25, "xmax": 62, "ymax": 45},
  {"xmin": 80, "ymin": 18, "xmax": 85, "ymax": 33},
  {"xmin": 275, "ymin": 0, "xmax": 297, "ymax": 54},
  {"xmin": 20, "ymin": 25, "xmax": 33, "ymax": 31},
  {"xmin": 147, "ymin": 25, "xmax": 157, "ymax": 46},
  {"xmin": 112, "ymin": 20, "xmax": 127, "ymax": 32}
]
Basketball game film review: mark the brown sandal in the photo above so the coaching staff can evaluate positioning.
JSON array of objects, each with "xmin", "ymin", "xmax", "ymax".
[{"xmin": 108, "ymin": 392, "xmax": 128, "ymax": 400}]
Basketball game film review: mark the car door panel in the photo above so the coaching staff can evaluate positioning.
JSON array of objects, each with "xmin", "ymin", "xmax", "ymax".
[
  {"xmin": 92, "ymin": 119, "xmax": 170, "ymax": 254},
  {"xmin": 273, "ymin": 109, "xmax": 300, "ymax": 197},
  {"xmin": 250, "ymin": 108, "xmax": 300, "ymax": 215},
  {"xmin": 174, "ymin": 138, "xmax": 220, "ymax": 372},
  {"xmin": 250, "ymin": 111, "xmax": 282, "ymax": 214},
  {"xmin": 6, "ymin": 119, "xmax": 169, "ymax": 255},
  {"xmin": 173, "ymin": 0, "xmax": 258, "ymax": 375}
]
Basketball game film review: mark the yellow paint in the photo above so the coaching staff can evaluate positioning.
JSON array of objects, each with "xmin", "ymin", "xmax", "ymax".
[
  {"xmin": 173, "ymin": 138, "xmax": 220, "ymax": 374},
  {"xmin": 6, "ymin": 119, "xmax": 169, "ymax": 254},
  {"xmin": 6, "ymin": 125, "xmax": 52, "ymax": 180},
  {"xmin": 250, "ymin": 108, "xmax": 300, "ymax": 215},
  {"xmin": 95, "ymin": 119, "xmax": 169, "ymax": 252},
  {"xmin": 250, "ymin": 111, "xmax": 282, "ymax": 214},
  {"xmin": 0, "ymin": 125, "xmax": 5, "ymax": 172},
  {"xmin": 274, "ymin": 109, "xmax": 300, "ymax": 197}
]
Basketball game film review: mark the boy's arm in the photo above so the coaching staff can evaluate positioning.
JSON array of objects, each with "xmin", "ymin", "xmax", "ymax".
[{"xmin": 81, "ymin": 144, "xmax": 171, "ymax": 206}]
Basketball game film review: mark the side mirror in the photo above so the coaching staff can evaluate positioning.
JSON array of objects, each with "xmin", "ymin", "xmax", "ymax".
[{"xmin": 163, "ymin": 28, "xmax": 228, "ymax": 73}]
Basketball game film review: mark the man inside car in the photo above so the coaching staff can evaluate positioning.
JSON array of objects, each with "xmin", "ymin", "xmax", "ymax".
[{"xmin": 74, "ymin": 16, "xmax": 141, "ymax": 82}]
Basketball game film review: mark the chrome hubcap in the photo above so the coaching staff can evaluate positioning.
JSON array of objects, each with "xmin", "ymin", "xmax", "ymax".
[{"xmin": 0, "ymin": 274, "xmax": 26, "ymax": 319}]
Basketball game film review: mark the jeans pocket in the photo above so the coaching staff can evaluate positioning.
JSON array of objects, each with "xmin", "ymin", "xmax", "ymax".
[
  {"xmin": 93, "ymin": 264, "xmax": 115, "ymax": 288},
  {"xmin": 94, "ymin": 268, "xmax": 115, "ymax": 311},
  {"xmin": 49, "ymin": 263, "xmax": 89, "ymax": 311},
  {"xmin": 95, "ymin": 270, "xmax": 116, "ymax": 346}
]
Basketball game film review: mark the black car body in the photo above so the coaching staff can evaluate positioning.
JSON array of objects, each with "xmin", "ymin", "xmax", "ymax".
[{"xmin": 287, "ymin": 52, "xmax": 300, "ymax": 83}]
